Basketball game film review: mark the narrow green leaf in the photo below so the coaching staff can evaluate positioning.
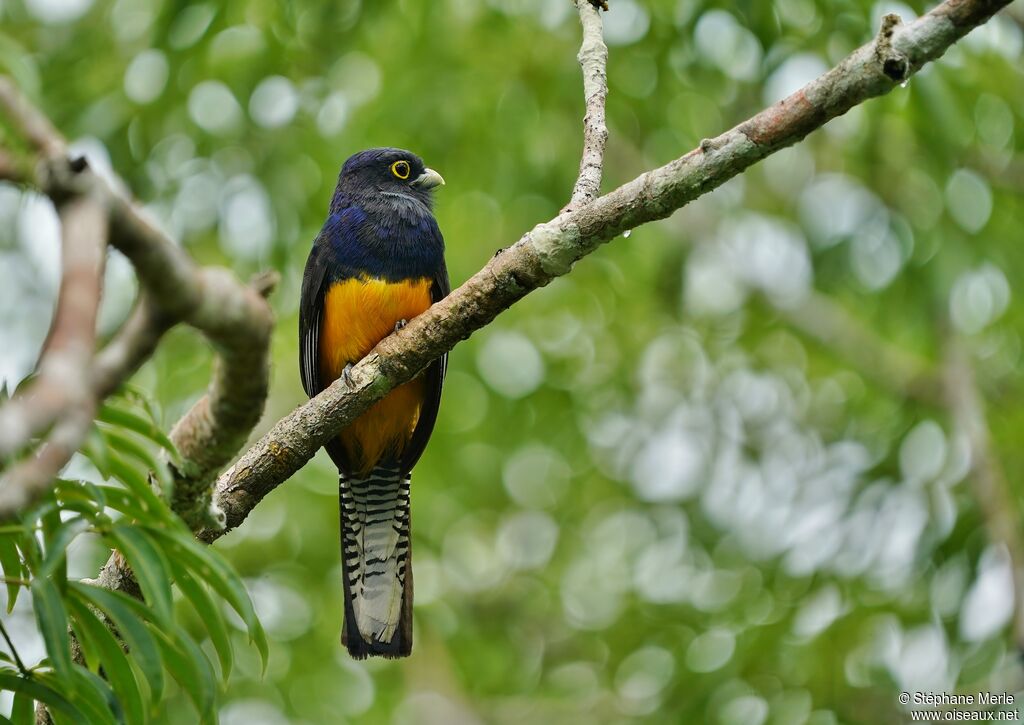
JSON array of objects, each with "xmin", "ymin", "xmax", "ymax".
[
  {"xmin": 10, "ymin": 688, "xmax": 33, "ymax": 725},
  {"xmin": 16, "ymin": 499, "xmax": 57, "ymax": 571},
  {"xmin": 93, "ymin": 486, "xmax": 160, "ymax": 524},
  {"xmin": 106, "ymin": 526, "xmax": 173, "ymax": 626},
  {"xmin": 38, "ymin": 518, "xmax": 90, "ymax": 580},
  {"xmin": 30, "ymin": 578, "xmax": 72, "ymax": 680},
  {"xmin": 0, "ymin": 536, "xmax": 25, "ymax": 613},
  {"xmin": 81, "ymin": 426, "xmax": 112, "ymax": 479},
  {"xmin": 97, "ymin": 405, "xmax": 178, "ymax": 463},
  {"xmin": 67, "ymin": 595, "xmax": 146, "ymax": 725},
  {"xmin": 54, "ymin": 480, "xmax": 107, "ymax": 519},
  {"xmin": 37, "ymin": 505, "xmax": 64, "ymax": 580},
  {"xmin": 173, "ymin": 567, "xmax": 233, "ymax": 680},
  {"xmin": 148, "ymin": 528, "xmax": 267, "ymax": 669},
  {"xmin": 68, "ymin": 583, "xmax": 164, "ymax": 704},
  {"xmin": 0, "ymin": 671, "xmax": 82, "ymax": 721},
  {"xmin": 101, "ymin": 429, "xmax": 172, "ymax": 494},
  {"xmin": 68, "ymin": 666, "xmax": 119, "ymax": 725},
  {"xmin": 105, "ymin": 454, "xmax": 168, "ymax": 524},
  {"xmin": 152, "ymin": 625, "xmax": 216, "ymax": 722}
]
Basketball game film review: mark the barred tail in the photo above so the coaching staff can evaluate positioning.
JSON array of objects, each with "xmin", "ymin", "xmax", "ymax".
[{"xmin": 339, "ymin": 464, "xmax": 413, "ymax": 659}]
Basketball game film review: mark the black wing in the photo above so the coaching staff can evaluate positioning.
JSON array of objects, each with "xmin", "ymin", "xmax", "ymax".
[
  {"xmin": 300, "ymin": 240, "xmax": 355, "ymax": 471},
  {"xmin": 399, "ymin": 262, "xmax": 451, "ymax": 473},
  {"xmin": 299, "ymin": 242, "xmax": 329, "ymax": 399}
]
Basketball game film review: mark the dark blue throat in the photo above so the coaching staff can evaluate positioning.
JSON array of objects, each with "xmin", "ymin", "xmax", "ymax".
[{"xmin": 319, "ymin": 193, "xmax": 444, "ymax": 283}]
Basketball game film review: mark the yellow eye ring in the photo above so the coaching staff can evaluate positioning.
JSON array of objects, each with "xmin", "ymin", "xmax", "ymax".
[{"xmin": 391, "ymin": 160, "xmax": 411, "ymax": 180}]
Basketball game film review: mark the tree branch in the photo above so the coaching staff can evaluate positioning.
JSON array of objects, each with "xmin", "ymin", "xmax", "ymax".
[
  {"xmin": 563, "ymin": 0, "xmax": 609, "ymax": 213},
  {"xmin": 0, "ymin": 76, "xmax": 65, "ymax": 159},
  {"xmin": 90, "ymin": 296, "xmax": 173, "ymax": 400},
  {"xmin": 943, "ymin": 337, "xmax": 1024, "ymax": 652},
  {"xmin": 167, "ymin": 270, "xmax": 277, "ymax": 528},
  {"xmin": 776, "ymin": 291, "xmax": 944, "ymax": 405},
  {"xmin": 197, "ymin": 0, "xmax": 1013, "ymax": 542},
  {"xmin": 0, "ymin": 193, "xmax": 107, "ymax": 513},
  {"xmin": 0, "ymin": 149, "xmax": 27, "ymax": 183},
  {"xmin": 0, "ymin": 78, "xmax": 276, "ymax": 522}
]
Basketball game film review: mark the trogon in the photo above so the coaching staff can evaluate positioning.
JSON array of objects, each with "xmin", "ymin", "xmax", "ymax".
[{"xmin": 299, "ymin": 148, "xmax": 448, "ymax": 659}]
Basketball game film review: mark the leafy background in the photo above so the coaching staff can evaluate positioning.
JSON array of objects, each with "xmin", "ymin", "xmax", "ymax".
[{"xmin": 1, "ymin": 0, "xmax": 1023, "ymax": 722}]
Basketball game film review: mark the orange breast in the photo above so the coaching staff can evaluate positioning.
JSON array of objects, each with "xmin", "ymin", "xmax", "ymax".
[{"xmin": 320, "ymin": 276, "xmax": 434, "ymax": 475}]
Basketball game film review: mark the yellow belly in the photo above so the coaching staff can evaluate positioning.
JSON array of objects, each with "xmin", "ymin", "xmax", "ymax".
[{"xmin": 320, "ymin": 276, "xmax": 433, "ymax": 475}]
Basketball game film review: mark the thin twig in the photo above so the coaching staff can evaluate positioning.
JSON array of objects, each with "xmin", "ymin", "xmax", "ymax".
[
  {"xmin": 563, "ymin": 0, "xmax": 609, "ymax": 213},
  {"xmin": 777, "ymin": 291, "xmax": 943, "ymax": 405},
  {"xmin": 0, "ymin": 618, "xmax": 29, "ymax": 676},
  {"xmin": 90, "ymin": 296, "xmax": 173, "ymax": 400},
  {"xmin": 943, "ymin": 336, "xmax": 1024, "ymax": 652},
  {"xmin": 0, "ymin": 79, "xmax": 65, "ymax": 158}
]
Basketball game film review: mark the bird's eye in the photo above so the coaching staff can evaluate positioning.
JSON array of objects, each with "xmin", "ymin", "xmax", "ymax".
[{"xmin": 390, "ymin": 160, "xmax": 411, "ymax": 180}]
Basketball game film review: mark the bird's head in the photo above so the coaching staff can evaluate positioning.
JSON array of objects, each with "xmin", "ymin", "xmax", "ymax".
[{"xmin": 332, "ymin": 147, "xmax": 444, "ymax": 211}]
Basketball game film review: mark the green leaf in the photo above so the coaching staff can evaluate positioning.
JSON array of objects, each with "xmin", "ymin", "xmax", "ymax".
[
  {"xmin": 106, "ymin": 525, "xmax": 173, "ymax": 626},
  {"xmin": 0, "ymin": 671, "xmax": 83, "ymax": 722},
  {"xmin": 68, "ymin": 583, "xmax": 164, "ymax": 705},
  {"xmin": 68, "ymin": 666, "xmax": 120, "ymax": 725},
  {"xmin": 54, "ymin": 479, "xmax": 107, "ymax": 519},
  {"xmin": 0, "ymin": 535, "xmax": 25, "ymax": 613},
  {"xmin": 101, "ymin": 429, "xmax": 173, "ymax": 495},
  {"xmin": 30, "ymin": 577, "xmax": 72, "ymax": 680},
  {"xmin": 152, "ymin": 625, "xmax": 217, "ymax": 722},
  {"xmin": 38, "ymin": 517, "xmax": 91, "ymax": 580},
  {"xmin": 172, "ymin": 567, "xmax": 233, "ymax": 680},
  {"xmin": 105, "ymin": 454, "xmax": 169, "ymax": 524},
  {"xmin": 148, "ymin": 527, "xmax": 267, "ymax": 670},
  {"xmin": 93, "ymin": 486, "xmax": 161, "ymax": 524},
  {"xmin": 81, "ymin": 426, "xmax": 112, "ymax": 479},
  {"xmin": 36, "ymin": 504, "xmax": 64, "ymax": 578},
  {"xmin": 10, "ymin": 687, "xmax": 33, "ymax": 725},
  {"xmin": 16, "ymin": 500, "xmax": 56, "ymax": 570},
  {"xmin": 67, "ymin": 595, "xmax": 146, "ymax": 725},
  {"xmin": 97, "ymin": 404, "xmax": 178, "ymax": 463}
]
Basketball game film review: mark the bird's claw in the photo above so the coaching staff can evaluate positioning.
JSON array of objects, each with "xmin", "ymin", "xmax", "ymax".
[
  {"xmin": 342, "ymin": 363, "xmax": 356, "ymax": 389},
  {"xmin": 394, "ymin": 319, "xmax": 408, "ymax": 333}
]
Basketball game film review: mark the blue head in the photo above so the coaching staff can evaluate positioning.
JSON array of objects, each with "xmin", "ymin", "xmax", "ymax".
[{"xmin": 330, "ymin": 147, "xmax": 444, "ymax": 214}]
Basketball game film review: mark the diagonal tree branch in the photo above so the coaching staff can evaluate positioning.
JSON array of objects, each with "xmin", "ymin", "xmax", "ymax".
[
  {"xmin": 0, "ymin": 78, "xmax": 276, "ymax": 522},
  {"xmin": 197, "ymin": 0, "xmax": 1013, "ymax": 542},
  {"xmin": 776, "ymin": 291, "xmax": 944, "ymax": 405},
  {"xmin": 90, "ymin": 295, "xmax": 173, "ymax": 400},
  {"xmin": 0, "ymin": 193, "xmax": 107, "ymax": 512},
  {"xmin": 563, "ymin": 0, "xmax": 609, "ymax": 213}
]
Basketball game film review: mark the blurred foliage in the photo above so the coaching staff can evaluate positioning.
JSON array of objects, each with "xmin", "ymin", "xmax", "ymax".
[
  {"xmin": 1, "ymin": 0, "xmax": 1023, "ymax": 723},
  {"xmin": 0, "ymin": 389, "xmax": 266, "ymax": 723}
]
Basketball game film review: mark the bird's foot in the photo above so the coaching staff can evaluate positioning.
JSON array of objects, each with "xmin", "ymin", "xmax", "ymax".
[
  {"xmin": 342, "ymin": 363, "xmax": 356, "ymax": 389},
  {"xmin": 394, "ymin": 319, "xmax": 408, "ymax": 333}
]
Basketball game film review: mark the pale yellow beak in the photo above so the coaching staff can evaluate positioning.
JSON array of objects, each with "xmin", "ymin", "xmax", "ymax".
[{"xmin": 412, "ymin": 168, "xmax": 445, "ymax": 189}]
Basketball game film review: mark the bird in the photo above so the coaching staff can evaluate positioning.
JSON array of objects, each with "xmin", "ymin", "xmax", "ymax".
[{"xmin": 299, "ymin": 148, "xmax": 449, "ymax": 659}]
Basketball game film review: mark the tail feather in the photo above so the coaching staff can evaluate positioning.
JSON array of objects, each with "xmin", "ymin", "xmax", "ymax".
[{"xmin": 339, "ymin": 464, "xmax": 413, "ymax": 659}]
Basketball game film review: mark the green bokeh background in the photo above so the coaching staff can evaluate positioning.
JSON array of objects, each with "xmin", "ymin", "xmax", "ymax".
[{"xmin": 2, "ymin": 0, "xmax": 1024, "ymax": 722}]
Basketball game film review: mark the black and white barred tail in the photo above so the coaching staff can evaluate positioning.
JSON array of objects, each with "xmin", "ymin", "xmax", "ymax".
[{"xmin": 339, "ymin": 464, "xmax": 413, "ymax": 659}]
